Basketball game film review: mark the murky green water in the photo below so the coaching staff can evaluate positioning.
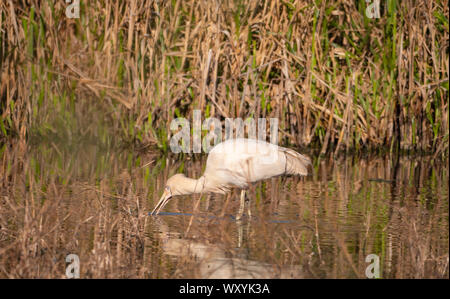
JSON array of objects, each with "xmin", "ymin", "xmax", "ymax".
[{"xmin": 0, "ymin": 141, "xmax": 448, "ymax": 278}]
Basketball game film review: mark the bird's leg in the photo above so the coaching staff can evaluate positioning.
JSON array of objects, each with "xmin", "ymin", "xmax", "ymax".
[
  {"xmin": 238, "ymin": 158, "xmax": 252, "ymax": 221},
  {"xmin": 237, "ymin": 189, "xmax": 246, "ymax": 220},
  {"xmin": 237, "ymin": 217, "xmax": 243, "ymax": 248}
]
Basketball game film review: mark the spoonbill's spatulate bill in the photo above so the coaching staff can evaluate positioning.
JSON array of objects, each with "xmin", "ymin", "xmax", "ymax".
[{"xmin": 151, "ymin": 138, "xmax": 311, "ymax": 217}]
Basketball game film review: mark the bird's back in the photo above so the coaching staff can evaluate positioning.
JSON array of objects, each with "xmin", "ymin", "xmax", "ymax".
[{"xmin": 203, "ymin": 138, "xmax": 310, "ymax": 190}]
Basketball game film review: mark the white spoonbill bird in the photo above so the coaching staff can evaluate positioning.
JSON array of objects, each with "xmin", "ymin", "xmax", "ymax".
[{"xmin": 151, "ymin": 138, "xmax": 311, "ymax": 217}]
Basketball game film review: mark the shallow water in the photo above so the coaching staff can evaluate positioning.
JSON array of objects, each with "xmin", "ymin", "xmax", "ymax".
[{"xmin": 0, "ymin": 141, "xmax": 448, "ymax": 278}]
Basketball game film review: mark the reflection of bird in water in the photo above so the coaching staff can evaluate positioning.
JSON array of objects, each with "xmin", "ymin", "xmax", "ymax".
[
  {"xmin": 151, "ymin": 138, "xmax": 311, "ymax": 219},
  {"xmin": 152, "ymin": 216, "xmax": 305, "ymax": 278}
]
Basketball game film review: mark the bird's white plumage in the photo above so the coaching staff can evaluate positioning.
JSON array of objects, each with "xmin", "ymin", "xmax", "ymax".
[
  {"xmin": 151, "ymin": 138, "xmax": 311, "ymax": 215},
  {"xmin": 204, "ymin": 138, "xmax": 287, "ymax": 189}
]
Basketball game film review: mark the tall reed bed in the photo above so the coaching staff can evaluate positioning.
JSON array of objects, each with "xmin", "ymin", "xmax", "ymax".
[{"xmin": 0, "ymin": 0, "xmax": 448, "ymax": 155}]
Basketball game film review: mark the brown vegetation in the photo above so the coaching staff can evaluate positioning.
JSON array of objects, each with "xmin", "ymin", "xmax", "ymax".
[
  {"xmin": 0, "ymin": 0, "xmax": 448, "ymax": 154},
  {"xmin": 0, "ymin": 0, "xmax": 448, "ymax": 279}
]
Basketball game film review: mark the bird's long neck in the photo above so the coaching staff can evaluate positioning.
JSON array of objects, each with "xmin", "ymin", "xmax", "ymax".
[{"xmin": 177, "ymin": 175, "xmax": 208, "ymax": 195}]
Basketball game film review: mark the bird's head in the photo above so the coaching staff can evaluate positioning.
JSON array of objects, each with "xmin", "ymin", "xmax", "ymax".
[{"xmin": 151, "ymin": 173, "xmax": 187, "ymax": 215}]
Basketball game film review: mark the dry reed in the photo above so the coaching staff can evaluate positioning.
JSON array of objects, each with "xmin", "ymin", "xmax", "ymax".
[
  {"xmin": 0, "ymin": 0, "xmax": 448, "ymax": 279},
  {"xmin": 0, "ymin": 0, "xmax": 448, "ymax": 155}
]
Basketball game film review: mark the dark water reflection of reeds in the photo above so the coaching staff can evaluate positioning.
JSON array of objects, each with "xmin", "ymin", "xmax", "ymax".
[{"xmin": 0, "ymin": 141, "xmax": 448, "ymax": 278}]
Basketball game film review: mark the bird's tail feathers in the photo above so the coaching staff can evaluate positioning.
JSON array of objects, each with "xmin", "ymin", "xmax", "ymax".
[{"xmin": 282, "ymin": 148, "xmax": 311, "ymax": 176}]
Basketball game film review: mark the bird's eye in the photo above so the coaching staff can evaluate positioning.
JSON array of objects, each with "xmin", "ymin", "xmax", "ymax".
[{"xmin": 165, "ymin": 186, "xmax": 170, "ymax": 192}]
